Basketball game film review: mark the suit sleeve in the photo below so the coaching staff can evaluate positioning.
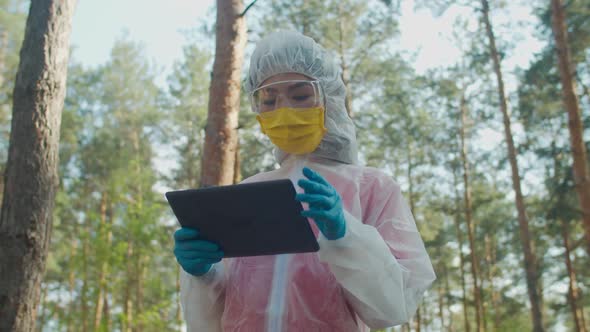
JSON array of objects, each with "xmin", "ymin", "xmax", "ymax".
[
  {"xmin": 179, "ymin": 263, "xmax": 226, "ymax": 332},
  {"xmin": 317, "ymin": 173, "xmax": 436, "ymax": 329}
]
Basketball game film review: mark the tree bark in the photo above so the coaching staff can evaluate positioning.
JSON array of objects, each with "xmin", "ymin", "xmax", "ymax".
[
  {"xmin": 550, "ymin": 0, "xmax": 590, "ymax": 258},
  {"xmin": 453, "ymin": 162, "xmax": 470, "ymax": 332},
  {"xmin": 103, "ymin": 293, "xmax": 111, "ymax": 331},
  {"xmin": 436, "ymin": 253, "xmax": 446, "ymax": 330},
  {"xmin": 94, "ymin": 193, "xmax": 112, "ymax": 331},
  {"xmin": 0, "ymin": 1, "xmax": 76, "ymax": 331},
  {"xmin": 176, "ymin": 266, "xmax": 182, "ymax": 328},
  {"xmin": 485, "ymin": 233, "xmax": 500, "ymax": 331},
  {"xmin": 124, "ymin": 239, "xmax": 134, "ymax": 332},
  {"xmin": 459, "ymin": 93, "xmax": 485, "ymax": 332},
  {"xmin": 200, "ymin": 0, "xmax": 247, "ymax": 187},
  {"xmin": 81, "ymin": 223, "xmax": 89, "ymax": 332},
  {"xmin": 233, "ymin": 137, "xmax": 241, "ymax": 184},
  {"xmin": 135, "ymin": 256, "xmax": 146, "ymax": 332},
  {"xmin": 67, "ymin": 240, "xmax": 77, "ymax": 332},
  {"xmin": 560, "ymin": 220, "xmax": 587, "ymax": 332},
  {"xmin": 442, "ymin": 259, "xmax": 454, "ymax": 331},
  {"xmin": 480, "ymin": 1, "xmax": 544, "ymax": 331},
  {"xmin": 406, "ymin": 141, "xmax": 422, "ymax": 332}
]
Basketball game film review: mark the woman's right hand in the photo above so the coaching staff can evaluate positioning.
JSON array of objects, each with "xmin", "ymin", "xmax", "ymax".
[{"xmin": 173, "ymin": 228, "xmax": 224, "ymax": 276}]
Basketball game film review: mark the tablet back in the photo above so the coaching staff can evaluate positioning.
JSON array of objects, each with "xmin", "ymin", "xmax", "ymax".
[{"xmin": 165, "ymin": 179, "xmax": 319, "ymax": 257}]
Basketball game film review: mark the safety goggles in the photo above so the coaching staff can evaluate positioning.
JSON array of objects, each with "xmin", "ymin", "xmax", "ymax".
[{"xmin": 250, "ymin": 80, "xmax": 324, "ymax": 113}]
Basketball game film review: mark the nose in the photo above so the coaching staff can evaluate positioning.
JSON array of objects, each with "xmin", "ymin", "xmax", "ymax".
[{"xmin": 274, "ymin": 95, "xmax": 292, "ymax": 109}]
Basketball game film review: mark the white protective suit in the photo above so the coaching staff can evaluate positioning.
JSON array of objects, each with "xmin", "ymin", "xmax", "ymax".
[{"xmin": 180, "ymin": 31, "xmax": 436, "ymax": 331}]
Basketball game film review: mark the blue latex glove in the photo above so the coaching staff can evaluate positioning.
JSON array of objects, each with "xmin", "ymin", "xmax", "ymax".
[
  {"xmin": 173, "ymin": 228, "xmax": 224, "ymax": 276},
  {"xmin": 295, "ymin": 167, "xmax": 346, "ymax": 240}
]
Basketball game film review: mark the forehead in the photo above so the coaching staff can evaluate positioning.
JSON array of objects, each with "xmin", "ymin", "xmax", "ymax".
[{"xmin": 260, "ymin": 72, "xmax": 314, "ymax": 86}]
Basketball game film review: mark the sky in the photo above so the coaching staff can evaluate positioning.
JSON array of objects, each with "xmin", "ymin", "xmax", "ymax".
[
  {"xmin": 69, "ymin": 0, "xmax": 547, "ymax": 189},
  {"xmin": 70, "ymin": 0, "xmax": 545, "ymax": 81}
]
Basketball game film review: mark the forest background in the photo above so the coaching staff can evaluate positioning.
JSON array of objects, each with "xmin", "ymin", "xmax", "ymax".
[{"xmin": 0, "ymin": 0, "xmax": 588, "ymax": 331}]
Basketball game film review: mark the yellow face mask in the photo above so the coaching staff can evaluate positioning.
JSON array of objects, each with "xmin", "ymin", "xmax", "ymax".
[{"xmin": 256, "ymin": 107, "xmax": 327, "ymax": 154}]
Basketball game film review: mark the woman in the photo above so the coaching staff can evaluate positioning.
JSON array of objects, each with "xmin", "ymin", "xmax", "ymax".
[{"xmin": 173, "ymin": 30, "xmax": 436, "ymax": 331}]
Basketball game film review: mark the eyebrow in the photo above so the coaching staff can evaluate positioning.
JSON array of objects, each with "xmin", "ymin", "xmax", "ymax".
[{"xmin": 288, "ymin": 82, "xmax": 311, "ymax": 91}]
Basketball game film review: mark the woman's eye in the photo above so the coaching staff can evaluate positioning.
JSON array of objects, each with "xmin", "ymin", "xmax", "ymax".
[
  {"xmin": 293, "ymin": 95, "xmax": 311, "ymax": 102},
  {"xmin": 262, "ymin": 98, "xmax": 276, "ymax": 106}
]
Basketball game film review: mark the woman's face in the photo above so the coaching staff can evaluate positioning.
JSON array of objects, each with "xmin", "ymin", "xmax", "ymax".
[{"xmin": 253, "ymin": 73, "xmax": 321, "ymax": 113}]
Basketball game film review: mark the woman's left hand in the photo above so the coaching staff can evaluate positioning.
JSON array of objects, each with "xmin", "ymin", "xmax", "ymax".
[{"xmin": 296, "ymin": 167, "xmax": 346, "ymax": 240}]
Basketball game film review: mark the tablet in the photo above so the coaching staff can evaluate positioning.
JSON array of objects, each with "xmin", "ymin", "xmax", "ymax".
[{"xmin": 165, "ymin": 179, "xmax": 319, "ymax": 257}]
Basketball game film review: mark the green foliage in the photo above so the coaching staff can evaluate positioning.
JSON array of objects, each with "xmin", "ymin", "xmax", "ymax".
[
  {"xmin": 0, "ymin": 0, "xmax": 579, "ymax": 330},
  {"xmin": 39, "ymin": 39, "xmax": 178, "ymax": 331},
  {"xmin": 164, "ymin": 42, "xmax": 211, "ymax": 188}
]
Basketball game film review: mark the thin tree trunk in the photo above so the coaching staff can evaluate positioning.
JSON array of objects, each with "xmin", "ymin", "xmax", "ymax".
[
  {"xmin": 483, "ymin": 235, "xmax": 493, "ymax": 331},
  {"xmin": 103, "ymin": 292, "xmax": 111, "ymax": 331},
  {"xmin": 406, "ymin": 141, "xmax": 422, "ymax": 332},
  {"xmin": 135, "ymin": 256, "xmax": 146, "ymax": 332},
  {"xmin": 480, "ymin": 1, "xmax": 544, "ymax": 331},
  {"xmin": 200, "ymin": 0, "xmax": 247, "ymax": 187},
  {"xmin": 126, "ymin": 121, "xmax": 145, "ymax": 332},
  {"xmin": 67, "ymin": 234, "xmax": 78, "ymax": 332},
  {"xmin": 233, "ymin": 137, "xmax": 241, "ymax": 184},
  {"xmin": 0, "ymin": 1, "xmax": 77, "ymax": 330},
  {"xmin": 81, "ymin": 223, "xmax": 90, "ymax": 332},
  {"xmin": 459, "ymin": 93, "xmax": 485, "ymax": 332},
  {"xmin": 436, "ymin": 256, "xmax": 446, "ymax": 330},
  {"xmin": 444, "ymin": 261, "xmax": 454, "ymax": 331},
  {"xmin": 176, "ymin": 266, "xmax": 182, "ymax": 328},
  {"xmin": 550, "ymin": 0, "xmax": 590, "ymax": 258},
  {"xmin": 485, "ymin": 233, "xmax": 500, "ymax": 331},
  {"xmin": 124, "ymin": 239, "xmax": 134, "ymax": 332},
  {"xmin": 491, "ymin": 235, "xmax": 500, "ymax": 330},
  {"xmin": 561, "ymin": 220, "xmax": 587, "ymax": 332},
  {"xmin": 453, "ymin": 151, "xmax": 470, "ymax": 332},
  {"xmin": 94, "ymin": 192, "xmax": 109, "ymax": 330}
]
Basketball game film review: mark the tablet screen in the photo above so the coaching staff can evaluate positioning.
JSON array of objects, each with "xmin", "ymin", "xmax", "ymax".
[{"xmin": 166, "ymin": 179, "xmax": 319, "ymax": 257}]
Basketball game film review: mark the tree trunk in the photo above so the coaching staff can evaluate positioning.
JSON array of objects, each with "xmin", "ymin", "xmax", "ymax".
[
  {"xmin": 200, "ymin": 0, "xmax": 247, "ymax": 187},
  {"xmin": 480, "ymin": 1, "xmax": 544, "ymax": 331},
  {"xmin": 103, "ymin": 292, "xmax": 111, "ymax": 331},
  {"xmin": 233, "ymin": 137, "xmax": 241, "ymax": 184},
  {"xmin": 67, "ymin": 232, "xmax": 78, "ymax": 332},
  {"xmin": 135, "ymin": 256, "xmax": 146, "ymax": 332},
  {"xmin": 485, "ymin": 234, "xmax": 500, "ymax": 331},
  {"xmin": 442, "ymin": 260, "xmax": 454, "ymax": 331},
  {"xmin": 436, "ymin": 254, "xmax": 446, "ymax": 330},
  {"xmin": 81, "ymin": 223, "xmax": 89, "ymax": 332},
  {"xmin": 176, "ymin": 266, "xmax": 182, "ymax": 328},
  {"xmin": 0, "ymin": 1, "xmax": 76, "ymax": 330},
  {"xmin": 94, "ymin": 193, "xmax": 112, "ymax": 331},
  {"xmin": 453, "ymin": 164, "xmax": 470, "ymax": 332},
  {"xmin": 406, "ymin": 141, "xmax": 422, "ymax": 332},
  {"xmin": 550, "ymin": 0, "xmax": 590, "ymax": 258},
  {"xmin": 561, "ymin": 220, "xmax": 587, "ymax": 332},
  {"xmin": 124, "ymin": 240, "xmax": 134, "ymax": 332},
  {"xmin": 459, "ymin": 93, "xmax": 485, "ymax": 332}
]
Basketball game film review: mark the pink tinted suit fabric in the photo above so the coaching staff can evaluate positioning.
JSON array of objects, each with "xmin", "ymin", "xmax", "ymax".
[{"xmin": 180, "ymin": 156, "xmax": 436, "ymax": 331}]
